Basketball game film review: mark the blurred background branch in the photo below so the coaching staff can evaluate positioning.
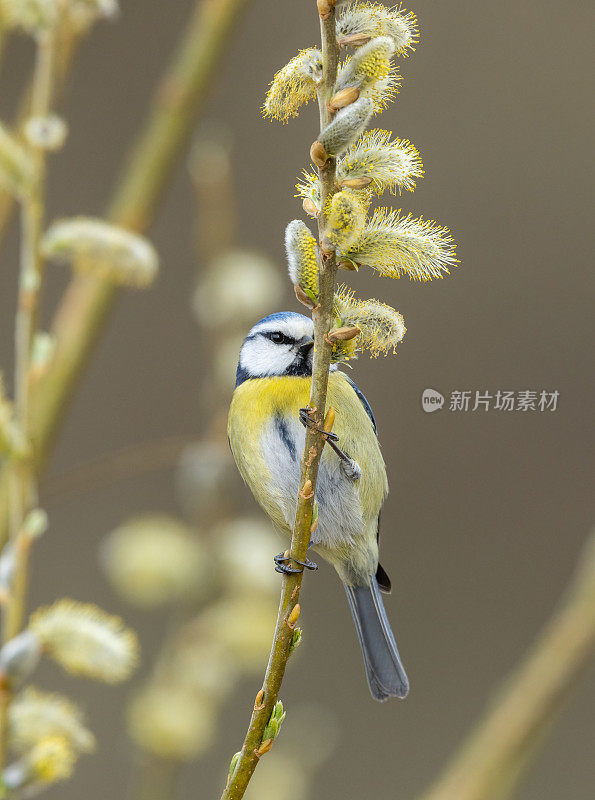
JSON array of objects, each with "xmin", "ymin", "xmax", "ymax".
[
  {"xmin": 0, "ymin": 0, "xmax": 250, "ymax": 543},
  {"xmin": 418, "ymin": 527, "xmax": 595, "ymax": 800}
]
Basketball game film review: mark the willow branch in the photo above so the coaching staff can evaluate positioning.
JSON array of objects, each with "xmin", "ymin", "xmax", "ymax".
[
  {"xmin": 0, "ymin": 23, "xmax": 57, "ymax": 768},
  {"xmin": 0, "ymin": 0, "xmax": 249, "ymax": 543},
  {"xmin": 418, "ymin": 528, "xmax": 595, "ymax": 800},
  {"xmin": 219, "ymin": 6, "xmax": 340, "ymax": 800},
  {"xmin": 0, "ymin": 18, "xmax": 82, "ymax": 246}
]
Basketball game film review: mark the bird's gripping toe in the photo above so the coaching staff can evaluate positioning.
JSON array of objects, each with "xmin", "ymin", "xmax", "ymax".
[
  {"xmin": 298, "ymin": 407, "xmax": 361, "ymax": 481},
  {"xmin": 274, "ymin": 551, "xmax": 318, "ymax": 575}
]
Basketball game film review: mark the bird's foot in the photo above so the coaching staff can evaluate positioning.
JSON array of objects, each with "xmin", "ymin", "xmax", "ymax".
[
  {"xmin": 274, "ymin": 551, "xmax": 318, "ymax": 575},
  {"xmin": 299, "ymin": 407, "xmax": 360, "ymax": 479},
  {"xmin": 298, "ymin": 407, "xmax": 339, "ymax": 441}
]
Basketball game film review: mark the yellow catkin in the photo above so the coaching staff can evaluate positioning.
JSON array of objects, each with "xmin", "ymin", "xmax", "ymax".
[
  {"xmin": 337, "ymin": 129, "xmax": 423, "ymax": 194},
  {"xmin": 333, "ymin": 286, "xmax": 406, "ymax": 357},
  {"xmin": 337, "ymin": 3, "xmax": 419, "ymax": 56},
  {"xmin": 30, "ymin": 599, "xmax": 139, "ymax": 683},
  {"xmin": 334, "ymin": 36, "xmax": 400, "ymax": 113},
  {"xmin": 344, "ymin": 208, "xmax": 458, "ymax": 281},
  {"xmin": 326, "ymin": 191, "xmax": 366, "ymax": 250},
  {"xmin": 29, "ymin": 736, "xmax": 75, "ymax": 783},
  {"xmin": 285, "ymin": 220, "xmax": 319, "ymax": 303},
  {"xmin": 263, "ymin": 49, "xmax": 322, "ymax": 122}
]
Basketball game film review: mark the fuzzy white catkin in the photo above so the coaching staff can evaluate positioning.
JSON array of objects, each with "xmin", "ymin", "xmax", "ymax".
[
  {"xmin": 24, "ymin": 115, "xmax": 68, "ymax": 151},
  {"xmin": 263, "ymin": 48, "xmax": 323, "ymax": 121},
  {"xmin": 101, "ymin": 515, "xmax": 206, "ymax": 607},
  {"xmin": 318, "ymin": 97, "xmax": 374, "ymax": 157},
  {"xmin": 41, "ymin": 218, "xmax": 158, "ymax": 288},
  {"xmin": 213, "ymin": 518, "xmax": 281, "ymax": 595},
  {"xmin": 29, "ymin": 599, "xmax": 138, "ymax": 683},
  {"xmin": 2, "ymin": 0, "xmax": 120, "ymax": 33},
  {"xmin": 127, "ymin": 684, "xmax": 216, "ymax": 760},
  {"xmin": 10, "ymin": 688, "xmax": 96, "ymax": 754},
  {"xmin": 192, "ymin": 250, "xmax": 282, "ymax": 328},
  {"xmin": 336, "ymin": 3, "xmax": 418, "ymax": 55}
]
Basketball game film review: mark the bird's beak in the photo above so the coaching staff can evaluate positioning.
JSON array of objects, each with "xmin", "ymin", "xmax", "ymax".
[{"xmin": 299, "ymin": 337, "xmax": 314, "ymax": 352}]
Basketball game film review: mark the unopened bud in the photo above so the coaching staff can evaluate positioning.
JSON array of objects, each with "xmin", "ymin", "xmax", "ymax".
[
  {"xmin": 318, "ymin": 98, "xmax": 373, "ymax": 158},
  {"xmin": 338, "ymin": 33, "xmax": 373, "ymax": 48},
  {"xmin": 338, "ymin": 259, "xmax": 358, "ymax": 270},
  {"xmin": 302, "ymin": 198, "xmax": 319, "ymax": 217},
  {"xmin": 29, "ymin": 332, "xmax": 55, "ymax": 383},
  {"xmin": 327, "ymin": 326, "xmax": 361, "ymax": 342},
  {"xmin": 294, "ymin": 285, "xmax": 315, "ymax": 309},
  {"xmin": 329, "ymin": 86, "xmax": 360, "ymax": 111},
  {"xmin": 317, "ymin": 0, "xmax": 333, "ymax": 19},
  {"xmin": 310, "ymin": 140, "xmax": 328, "ymax": 168},
  {"xmin": 340, "ymin": 176, "xmax": 372, "ymax": 189},
  {"xmin": 301, "ymin": 479, "xmax": 313, "ymax": 499},
  {"xmin": 289, "ymin": 627, "xmax": 302, "ymax": 654},
  {"xmin": 323, "ymin": 406, "xmax": 335, "ymax": 432},
  {"xmin": 23, "ymin": 508, "xmax": 48, "ymax": 539},
  {"xmin": 287, "ymin": 604, "xmax": 300, "ymax": 626},
  {"xmin": 0, "ymin": 631, "xmax": 41, "ymax": 686},
  {"xmin": 228, "ymin": 751, "xmax": 241, "ymax": 777},
  {"xmin": 257, "ymin": 738, "xmax": 273, "ymax": 756}
]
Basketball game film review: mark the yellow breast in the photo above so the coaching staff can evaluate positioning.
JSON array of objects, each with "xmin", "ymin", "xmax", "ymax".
[{"xmin": 228, "ymin": 371, "xmax": 388, "ymax": 537}]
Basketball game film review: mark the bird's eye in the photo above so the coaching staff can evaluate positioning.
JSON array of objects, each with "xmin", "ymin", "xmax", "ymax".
[{"xmin": 269, "ymin": 332, "xmax": 291, "ymax": 345}]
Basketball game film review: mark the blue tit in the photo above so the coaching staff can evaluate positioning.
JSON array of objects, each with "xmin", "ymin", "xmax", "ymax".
[{"xmin": 228, "ymin": 311, "xmax": 408, "ymax": 701}]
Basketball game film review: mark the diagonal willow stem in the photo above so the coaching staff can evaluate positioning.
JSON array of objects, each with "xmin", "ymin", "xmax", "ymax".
[
  {"xmin": 219, "ymin": 5, "xmax": 340, "ymax": 800},
  {"xmin": 417, "ymin": 528, "xmax": 595, "ymax": 800},
  {"xmin": 0, "ymin": 0, "xmax": 250, "ymax": 544}
]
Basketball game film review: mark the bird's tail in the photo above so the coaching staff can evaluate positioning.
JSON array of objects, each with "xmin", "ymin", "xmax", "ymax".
[{"xmin": 344, "ymin": 578, "xmax": 409, "ymax": 701}]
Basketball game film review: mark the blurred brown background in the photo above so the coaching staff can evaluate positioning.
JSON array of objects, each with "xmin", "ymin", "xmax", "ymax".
[{"xmin": 1, "ymin": 0, "xmax": 594, "ymax": 797}]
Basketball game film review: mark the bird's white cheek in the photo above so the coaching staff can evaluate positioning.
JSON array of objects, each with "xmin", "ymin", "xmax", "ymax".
[{"xmin": 240, "ymin": 340, "xmax": 293, "ymax": 376}]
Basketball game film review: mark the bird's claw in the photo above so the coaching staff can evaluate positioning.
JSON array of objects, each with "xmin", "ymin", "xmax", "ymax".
[
  {"xmin": 298, "ymin": 408, "xmax": 359, "ymax": 478},
  {"xmin": 299, "ymin": 408, "xmax": 339, "ymax": 440},
  {"xmin": 274, "ymin": 551, "xmax": 318, "ymax": 575}
]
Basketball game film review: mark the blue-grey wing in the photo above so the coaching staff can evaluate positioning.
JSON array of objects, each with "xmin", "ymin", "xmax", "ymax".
[
  {"xmin": 342, "ymin": 373, "xmax": 377, "ymax": 435},
  {"xmin": 342, "ymin": 372, "xmax": 391, "ymax": 590}
]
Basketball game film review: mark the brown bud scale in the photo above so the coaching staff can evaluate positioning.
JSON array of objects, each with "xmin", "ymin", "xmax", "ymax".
[
  {"xmin": 340, "ymin": 176, "xmax": 372, "ymax": 189},
  {"xmin": 294, "ymin": 284, "xmax": 316, "ymax": 309},
  {"xmin": 327, "ymin": 326, "xmax": 361, "ymax": 342},
  {"xmin": 310, "ymin": 140, "xmax": 328, "ymax": 168},
  {"xmin": 302, "ymin": 198, "xmax": 319, "ymax": 217},
  {"xmin": 329, "ymin": 86, "xmax": 360, "ymax": 111},
  {"xmin": 338, "ymin": 33, "xmax": 372, "ymax": 47}
]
